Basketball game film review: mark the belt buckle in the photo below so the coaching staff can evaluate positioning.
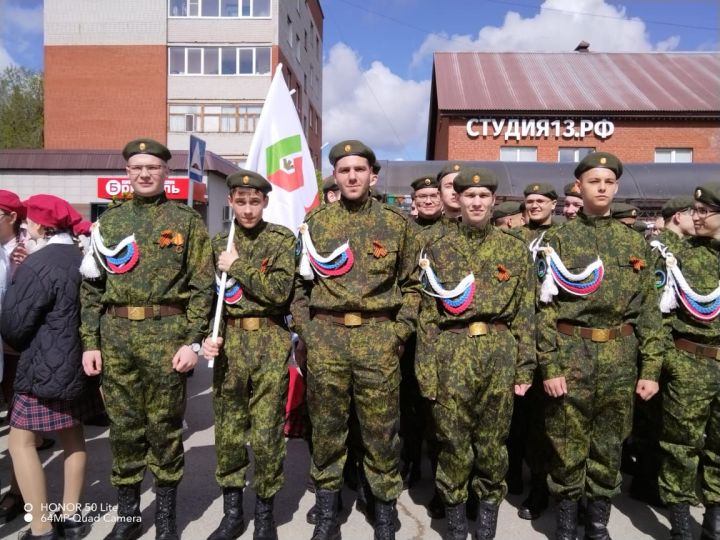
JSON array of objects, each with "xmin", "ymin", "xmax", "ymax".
[
  {"xmin": 242, "ymin": 318, "xmax": 261, "ymax": 331},
  {"xmin": 591, "ymin": 327, "xmax": 610, "ymax": 343},
  {"xmin": 344, "ymin": 312, "xmax": 362, "ymax": 327},
  {"xmin": 714, "ymin": 348, "xmax": 720, "ymax": 361},
  {"xmin": 468, "ymin": 321, "xmax": 488, "ymax": 337},
  {"xmin": 127, "ymin": 306, "xmax": 145, "ymax": 321}
]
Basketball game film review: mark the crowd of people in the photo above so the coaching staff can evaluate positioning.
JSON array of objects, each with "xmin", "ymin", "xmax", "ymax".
[{"xmin": 0, "ymin": 137, "xmax": 718, "ymax": 540}]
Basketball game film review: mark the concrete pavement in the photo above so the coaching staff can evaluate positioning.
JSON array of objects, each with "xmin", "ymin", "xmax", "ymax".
[{"xmin": 0, "ymin": 361, "xmax": 705, "ymax": 539}]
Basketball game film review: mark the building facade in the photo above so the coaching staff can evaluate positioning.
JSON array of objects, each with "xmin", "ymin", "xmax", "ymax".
[
  {"xmin": 426, "ymin": 51, "xmax": 720, "ymax": 166},
  {"xmin": 44, "ymin": 0, "xmax": 323, "ymax": 167}
]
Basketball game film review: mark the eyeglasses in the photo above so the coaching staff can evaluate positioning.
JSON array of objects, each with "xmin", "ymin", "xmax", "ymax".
[
  {"xmin": 691, "ymin": 207, "xmax": 720, "ymax": 219},
  {"xmin": 416, "ymin": 194, "xmax": 440, "ymax": 202},
  {"xmin": 127, "ymin": 164, "xmax": 165, "ymax": 177}
]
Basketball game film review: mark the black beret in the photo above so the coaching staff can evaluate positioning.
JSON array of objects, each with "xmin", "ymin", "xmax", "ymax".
[
  {"xmin": 574, "ymin": 151, "xmax": 623, "ymax": 180},
  {"xmin": 453, "ymin": 168, "xmax": 498, "ymax": 193},
  {"xmin": 226, "ymin": 169, "xmax": 272, "ymax": 194},
  {"xmin": 436, "ymin": 163, "xmax": 463, "ymax": 182},
  {"xmin": 694, "ymin": 183, "xmax": 720, "ymax": 208},
  {"xmin": 523, "ymin": 182, "xmax": 558, "ymax": 200},
  {"xmin": 372, "ymin": 162, "xmax": 382, "ymax": 174},
  {"xmin": 329, "ymin": 140, "xmax": 376, "ymax": 167},
  {"xmin": 493, "ymin": 201, "xmax": 523, "ymax": 220},
  {"xmin": 411, "ymin": 176, "xmax": 439, "ymax": 191},
  {"xmin": 564, "ymin": 182, "xmax": 582, "ymax": 197},
  {"xmin": 611, "ymin": 202, "xmax": 639, "ymax": 219},
  {"xmin": 122, "ymin": 138, "xmax": 172, "ymax": 161},
  {"xmin": 632, "ymin": 221, "xmax": 648, "ymax": 233},
  {"xmin": 661, "ymin": 196, "xmax": 694, "ymax": 219}
]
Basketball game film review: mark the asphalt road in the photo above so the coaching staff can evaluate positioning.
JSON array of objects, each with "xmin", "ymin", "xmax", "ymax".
[{"xmin": 0, "ymin": 361, "xmax": 705, "ymax": 539}]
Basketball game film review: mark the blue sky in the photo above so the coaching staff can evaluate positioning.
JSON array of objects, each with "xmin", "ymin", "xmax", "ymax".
[{"xmin": 1, "ymin": 0, "xmax": 718, "ymax": 165}]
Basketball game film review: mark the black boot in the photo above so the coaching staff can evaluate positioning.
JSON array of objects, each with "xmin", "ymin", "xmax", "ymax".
[
  {"xmin": 104, "ymin": 484, "xmax": 143, "ymax": 540},
  {"xmin": 307, "ymin": 496, "xmax": 343, "ymax": 525},
  {"xmin": 701, "ymin": 504, "xmax": 720, "ymax": 540},
  {"xmin": 427, "ymin": 489, "xmax": 445, "ymax": 519},
  {"xmin": 52, "ymin": 512, "xmax": 91, "ymax": 539},
  {"xmin": 518, "ymin": 480, "xmax": 549, "ymax": 520},
  {"xmin": 253, "ymin": 495, "xmax": 277, "ymax": 540},
  {"xmin": 584, "ymin": 498, "xmax": 611, "ymax": 540},
  {"xmin": 208, "ymin": 487, "xmax": 245, "ymax": 540},
  {"xmin": 444, "ymin": 503, "xmax": 468, "ymax": 540},
  {"xmin": 155, "ymin": 486, "xmax": 178, "ymax": 540},
  {"xmin": 474, "ymin": 501, "xmax": 498, "ymax": 540},
  {"xmin": 556, "ymin": 499, "xmax": 579, "ymax": 540},
  {"xmin": 373, "ymin": 499, "xmax": 397, "ymax": 540},
  {"xmin": 311, "ymin": 490, "xmax": 341, "ymax": 540},
  {"xmin": 668, "ymin": 503, "xmax": 692, "ymax": 540}
]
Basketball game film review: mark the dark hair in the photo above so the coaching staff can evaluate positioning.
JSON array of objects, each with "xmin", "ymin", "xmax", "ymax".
[{"xmin": 229, "ymin": 186, "xmax": 266, "ymax": 198}]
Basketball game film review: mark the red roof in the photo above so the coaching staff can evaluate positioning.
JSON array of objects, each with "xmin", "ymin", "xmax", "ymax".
[{"xmin": 433, "ymin": 52, "xmax": 720, "ymax": 113}]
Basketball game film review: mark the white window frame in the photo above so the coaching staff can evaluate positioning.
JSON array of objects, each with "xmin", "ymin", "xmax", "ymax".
[
  {"xmin": 500, "ymin": 146, "xmax": 537, "ymax": 162},
  {"xmin": 168, "ymin": 0, "xmax": 271, "ymax": 18},
  {"xmin": 655, "ymin": 148, "xmax": 693, "ymax": 163},
  {"xmin": 168, "ymin": 46, "xmax": 271, "ymax": 76},
  {"xmin": 557, "ymin": 147, "xmax": 595, "ymax": 163}
]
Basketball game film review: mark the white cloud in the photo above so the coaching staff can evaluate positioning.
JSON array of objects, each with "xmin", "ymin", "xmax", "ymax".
[
  {"xmin": 322, "ymin": 43, "xmax": 430, "ymax": 168},
  {"xmin": 4, "ymin": 3, "xmax": 43, "ymax": 34},
  {"xmin": 411, "ymin": 0, "xmax": 680, "ymax": 67},
  {"xmin": 0, "ymin": 45, "xmax": 16, "ymax": 71}
]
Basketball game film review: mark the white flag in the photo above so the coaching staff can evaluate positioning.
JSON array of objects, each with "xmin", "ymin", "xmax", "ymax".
[{"xmin": 245, "ymin": 63, "xmax": 320, "ymax": 234}]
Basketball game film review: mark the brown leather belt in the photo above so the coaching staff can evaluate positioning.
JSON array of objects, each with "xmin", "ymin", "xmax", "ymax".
[
  {"xmin": 311, "ymin": 309, "xmax": 394, "ymax": 327},
  {"xmin": 107, "ymin": 304, "xmax": 183, "ymax": 321},
  {"xmin": 674, "ymin": 337, "xmax": 720, "ymax": 361},
  {"xmin": 557, "ymin": 322, "xmax": 633, "ymax": 343},
  {"xmin": 226, "ymin": 316, "xmax": 286, "ymax": 331},
  {"xmin": 443, "ymin": 321, "xmax": 508, "ymax": 337}
]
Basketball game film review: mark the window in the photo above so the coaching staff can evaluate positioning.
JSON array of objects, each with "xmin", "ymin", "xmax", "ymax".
[
  {"xmin": 655, "ymin": 148, "xmax": 693, "ymax": 163},
  {"xmin": 500, "ymin": 146, "xmax": 537, "ymax": 162},
  {"xmin": 169, "ymin": 103, "xmax": 262, "ymax": 133},
  {"xmin": 558, "ymin": 147, "xmax": 594, "ymax": 163},
  {"xmin": 170, "ymin": 0, "xmax": 270, "ymax": 17},
  {"xmin": 295, "ymin": 34, "xmax": 301, "ymax": 61},
  {"xmin": 168, "ymin": 46, "xmax": 271, "ymax": 75},
  {"xmin": 304, "ymin": 30, "xmax": 308, "ymax": 51},
  {"xmin": 288, "ymin": 17, "xmax": 293, "ymax": 46}
]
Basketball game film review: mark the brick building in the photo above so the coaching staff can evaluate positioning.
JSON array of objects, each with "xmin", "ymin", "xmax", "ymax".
[
  {"xmin": 426, "ymin": 50, "xmax": 720, "ymax": 166},
  {"xmin": 44, "ymin": 0, "xmax": 324, "ymax": 167}
]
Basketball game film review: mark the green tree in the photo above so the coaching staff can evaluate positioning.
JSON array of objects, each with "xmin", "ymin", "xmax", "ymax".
[{"xmin": 0, "ymin": 66, "xmax": 43, "ymax": 148}]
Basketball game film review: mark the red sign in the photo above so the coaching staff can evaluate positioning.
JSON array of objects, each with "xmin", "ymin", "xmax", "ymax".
[{"xmin": 97, "ymin": 177, "xmax": 206, "ymax": 203}]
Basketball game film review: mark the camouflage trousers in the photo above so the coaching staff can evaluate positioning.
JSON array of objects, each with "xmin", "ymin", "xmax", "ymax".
[
  {"xmin": 305, "ymin": 318, "xmax": 402, "ymax": 501},
  {"xmin": 213, "ymin": 322, "xmax": 290, "ymax": 498},
  {"xmin": 433, "ymin": 329, "xmax": 515, "ymax": 506},
  {"xmin": 100, "ymin": 314, "xmax": 187, "ymax": 487},
  {"xmin": 545, "ymin": 332, "xmax": 638, "ymax": 500},
  {"xmin": 659, "ymin": 347, "xmax": 720, "ymax": 505}
]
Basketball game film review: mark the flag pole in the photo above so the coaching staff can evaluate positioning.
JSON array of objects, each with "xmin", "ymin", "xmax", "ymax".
[{"xmin": 208, "ymin": 217, "xmax": 235, "ymax": 368}]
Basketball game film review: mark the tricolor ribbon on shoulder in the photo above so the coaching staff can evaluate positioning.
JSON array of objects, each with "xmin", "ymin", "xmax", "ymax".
[
  {"xmin": 80, "ymin": 223, "xmax": 140, "ymax": 278},
  {"xmin": 418, "ymin": 252, "xmax": 476, "ymax": 315},
  {"xmin": 651, "ymin": 240, "xmax": 720, "ymax": 320},
  {"xmin": 298, "ymin": 223, "xmax": 354, "ymax": 280},
  {"xmin": 529, "ymin": 233, "xmax": 604, "ymax": 303},
  {"xmin": 215, "ymin": 273, "xmax": 243, "ymax": 304}
]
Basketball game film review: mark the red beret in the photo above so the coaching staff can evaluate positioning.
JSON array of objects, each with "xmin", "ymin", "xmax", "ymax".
[
  {"xmin": 74, "ymin": 220, "xmax": 93, "ymax": 237},
  {"xmin": 24, "ymin": 195, "xmax": 83, "ymax": 232},
  {"xmin": 0, "ymin": 190, "xmax": 27, "ymax": 220}
]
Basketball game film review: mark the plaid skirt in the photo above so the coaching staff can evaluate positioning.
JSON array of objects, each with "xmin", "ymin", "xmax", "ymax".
[{"xmin": 10, "ymin": 389, "xmax": 104, "ymax": 432}]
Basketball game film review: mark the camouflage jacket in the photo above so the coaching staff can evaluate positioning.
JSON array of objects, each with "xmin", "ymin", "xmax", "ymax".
[
  {"xmin": 80, "ymin": 193, "xmax": 214, "ymax": 349},
  {"xmin": 516, "ymin": 221, "xmax": 553, "ymax": 243},
  {"xmin": 416, "ymin": 222, "xmax": 536, "ymax": 398},
  {"xmin": 655, "ymin": 235, "xmax": 720, "ymax": 344},
  {"xmin": 536, "ymin": 212, "xmax": 666, "ymax": 382},
  {"xmin": 213, "ymin": 220, "xmax": 295, "ymax": 318},
  {"xmin": 291, "ymin": 197, "xmax": 419, "ymax": 343},
  {"xmin": 654, "ymin": 229, "xmax": 687, "ymax": 254}
]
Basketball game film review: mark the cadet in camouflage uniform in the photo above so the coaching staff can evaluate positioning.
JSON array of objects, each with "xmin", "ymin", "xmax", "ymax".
[
  {"xmin": 80, "ymin": 138, "xmax": 214, "ymax": 540},
  {"xmin": 515, "ymin": 182, "xmax": 557, "ymax": 243},
  {"xmin": 655, "ymin": 185, "xmax": 720, "ymax": 539},
  {"xmin": 492, "ymin": 201, "xmax": 524, "ymax": 230},
  {"xmin": 417, "ymin": 168, "xmax": 535, "ymax": 540},
  {"xmin": 628, "ymin": 195, "xmax": 694, "ymax": 508},
  {"xmin": 202, "ymin": 170, "xmax": 295, "ymax": 540},
  {"xmin": 611, "ymin": 202, "xmax": 640, "ymax": 227},
  {"xmin": 438, "ymin": 163, "xmax": 464, "ymax": 221},
  {"xmin": 562, "ymin": 182, "xmax": 583, "ymax": 221},
  {"xmin": 535, "ymin": 152, "xmax": 666, "ymax": 540},
  {"xmin": 291, "ymin": 140, "xmax": 418, "ymax": 540}
]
